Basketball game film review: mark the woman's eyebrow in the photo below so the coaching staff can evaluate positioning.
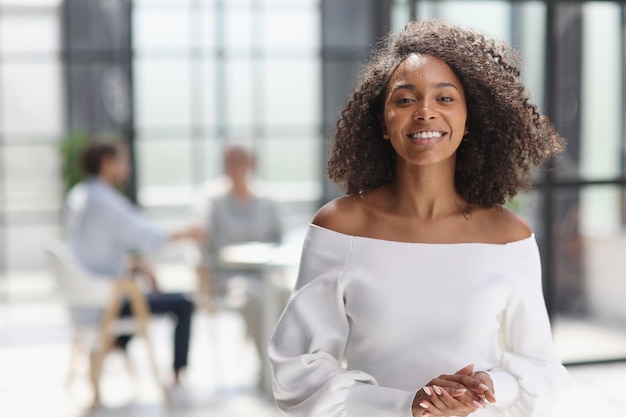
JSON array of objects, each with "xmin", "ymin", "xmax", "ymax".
[
  {"xmin": 390, "ymin": 82, "xmax": 415, "ymax": 92},
  {"xmin": 390, "ymin": 81, "xmax": 461, "ymax": 92},
  {"xmin": 434, "ymin": 82, "xmax": 461, "ymax": 91}
]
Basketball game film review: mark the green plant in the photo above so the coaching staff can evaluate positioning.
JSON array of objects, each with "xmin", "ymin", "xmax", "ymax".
[{"xmin": 59, "ymin": 129, "xmax": 89, "ymax": 194}]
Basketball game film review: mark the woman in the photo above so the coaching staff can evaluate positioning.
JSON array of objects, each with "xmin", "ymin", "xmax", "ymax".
[
  {"xmin": 268, "ymin": 19, "xmax": 569, "ymax": 417},
  {"xmin": 192, "ymin": 143, "xmax": 282, "ymax": 385}
]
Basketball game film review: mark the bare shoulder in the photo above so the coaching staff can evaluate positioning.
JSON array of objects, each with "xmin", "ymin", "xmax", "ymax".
[
  {"xmin": 312, "ymin": 194, "xmax": 369, "ymax": 236},
  {"xmin": 478, "ymin": 206, "xmax": 532, "ymax": 244}
]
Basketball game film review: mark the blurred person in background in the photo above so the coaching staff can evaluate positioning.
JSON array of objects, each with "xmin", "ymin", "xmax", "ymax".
[
  {"xmin": 192, "ymin": 142, "xmax": 282, "ymax": 384},
  {"xmin": 63, "ymin": 137, "xmax": 201, "ymax": 385}
]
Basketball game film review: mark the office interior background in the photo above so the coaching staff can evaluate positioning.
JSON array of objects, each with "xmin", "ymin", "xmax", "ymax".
[{"xmin": 1, "ymin": 0, "xmax": 625, "ymax": 415}]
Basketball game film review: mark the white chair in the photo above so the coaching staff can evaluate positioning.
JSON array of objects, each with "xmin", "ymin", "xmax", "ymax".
[{"xmin": 44, "ymin": 237, "xmax": 169, "ymax": 408}]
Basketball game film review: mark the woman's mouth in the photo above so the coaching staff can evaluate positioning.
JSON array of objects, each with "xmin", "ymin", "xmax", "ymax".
[{"xmin": 407, "ymin": 131, "xmax": 446, "ymax": 140}]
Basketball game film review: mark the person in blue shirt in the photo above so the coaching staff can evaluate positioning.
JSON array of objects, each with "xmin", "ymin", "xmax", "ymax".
[{"xmin": 64, "ymin": 138, "xmax": 201, "ymax": 384}]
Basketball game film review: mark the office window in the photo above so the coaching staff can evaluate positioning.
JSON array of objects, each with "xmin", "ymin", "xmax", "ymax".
[
  {"xmin": 132, "ymin": 0, "xmax": 323, "ymax": 225},
  {"xmin": 0, "ymin": 2, "xmax": 64, "ymax": 272}
]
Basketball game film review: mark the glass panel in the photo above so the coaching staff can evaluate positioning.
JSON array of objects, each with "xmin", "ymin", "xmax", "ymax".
[
  {"xmin": 262, "ymin": 59, "xmax": 321, "ymax": 127},
  {"xmin": 133, "ymin": 6, "xmax": 191, "ymax": 50},
  {"xmin": 260, "ymin": 135, "xmax": 320, "ymax": 183},
  {"xmin": 0, "ymin": 13, "xmax": 60, "ymax": 54},
  {"xmin": 221, "ymin": 0, "xmax": 252, "ymax": 7},
  {"xmin": 261, "ymin": 0, "xmax": 319, "ymax": 5},
  {"xmin": 579, "ymin": 3, "xmax": 622, "ymax": 181},
  {"xmin": 391, "ymin": 1, "xmax": 411, "ymax": 32},
  {"xmin": 187, "ymin": 134, "xmax": 224, "ymax": 221},
  {"xmin": 3, "ymin": 144, "xmax": 63, "ymax": 211},
  {"xmin": 134, "ymin": 59, "xmax": 192, "ymax": 128},
  {"xmin": 224, "ymin": 58, "xmax": 254, "ymax": 127},
  {"xmin": 0, "ymin": 0, "xmax": 61, "ymax": 5},
  {"xmin": 133, "ymin": 0, "xmax": 193, "ymax": 6},
  {"xmin": 580, "ymin": 185, "xmax": 623, "ymax": 236},
  {"xmin": 223, "ymin": 127, "xmax": 258, "ymax": 143},
  {"xmin": 261, "ymin": 9, "xmax": 320, "ymax": 49},
  {"xmin": 550, "ymin": 186, "xmax": 586, "ymax": 316},
  {"xmin": 135, "ymin": 136, "xmax": 193, "ymax": 190},
  {"xmin": 551, "ymin": 185, "xmax": 626, "ymax": 363},
  {"xmin": 200, "ymin": 59, "xmax": 218, "ymax": 127},
  {"xmin": 224, "ymin": 7, "xmax": 253, "ymax": 49},
  {"xmin": 200, "ymin": 1, "xmax": 218, "ymax": 49},
  {"xmin": 418, "ymin": 1, "xmax": 512, "ymax": 40},
  {"xmin": 5, "ymin": 225, "xmax": 61, "ymax": 271},
  {"xmin": 514, "ymin": 2, "xmax": 547, "ymax": 112},
  {"xmin": 0, "ymin": 62, "xmax": 63, "ymax": 136},
  {"xmin": 197, "ymin": 134, "xmax": 223, "ymax": 182}
]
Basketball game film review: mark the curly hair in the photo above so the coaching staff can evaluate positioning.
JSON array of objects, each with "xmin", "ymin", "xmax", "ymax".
[{"xmin": 327, "ymin": 19, "xmax": 565, "ymax": 207}]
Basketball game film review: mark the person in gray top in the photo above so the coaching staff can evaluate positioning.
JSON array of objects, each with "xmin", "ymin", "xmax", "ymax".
[
  {"xmin": 195, "ymin": 144, "xmax": 282, "ymax": 384},
  {"xmin": 205, "ymin": 145, "xmax": 282, "ymax": 269}
]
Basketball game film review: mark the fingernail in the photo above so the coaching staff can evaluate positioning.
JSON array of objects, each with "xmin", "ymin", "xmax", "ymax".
[
  {"xmin": 472, "ymin": 400, "xmax": 484, "ymax": 409},
  {"xmin": 481, "ymin": 400, "xmax": 488, "ymax": 407},
  {"xmin": 479, "ymin": 383, "xmax": 489, "ymax": 391},
  {"xmin": 433, "ymin": 385, "xmax": 442, "ymax": 395},
  {"xmin": 423, "ymin": 386, "xmax": 432, "ymax": 396},
  {"xmin": 419, "ymin": 402, "xmax": 429, "ymax": 409},
  {"xmin": 454, "ymin": 388, "xmax": 467, "ymax": 395}
]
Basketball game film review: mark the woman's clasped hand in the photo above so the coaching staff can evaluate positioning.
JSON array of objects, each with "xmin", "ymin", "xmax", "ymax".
[{"xmin": 413, "ymin": 365, "xmax": 496, "ymax": 417}]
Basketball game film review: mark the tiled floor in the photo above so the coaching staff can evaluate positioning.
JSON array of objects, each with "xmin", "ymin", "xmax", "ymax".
[
  {"xmin": 0, "ymin": 267, "xmax": 282, "ymax": 417},
  {"xmin": 0, "ymin": 302, "xmax": 281, "ymax": 417},
  {"xmin": 1, "ymin": 267, "xmax": 626, "ymax": 417}
]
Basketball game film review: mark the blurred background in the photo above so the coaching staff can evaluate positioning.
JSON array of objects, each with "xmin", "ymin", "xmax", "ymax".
[{"xmin": 1, "ymin": 0, "xmax": 625, "ymax": 416}]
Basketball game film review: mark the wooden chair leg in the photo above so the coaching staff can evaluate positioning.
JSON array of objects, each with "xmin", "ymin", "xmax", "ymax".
[
  {"xmin": 88, "ymin": 334, "xmax": 115, "ymax": 408},
  {"xmin": 65, "ymin": 330, "xmax": 83, "ymax": 387},
  {"xmin": 87, "ymin": 278, "xmax": 170, "ymax": 409},
  {"xmin": 195, "ymin": 265, "xmax": 216, "ymax": 312},
  {"xmin": 88, "ymin": 281, "xmax": 125, "ymax": 408},
  {"xmin": 124, "ymin": 280, "xmax": 171, "ymax": 407},
  {"xmin": 196, "ymin": 265, "xmax": 222, "ymax": 381}
]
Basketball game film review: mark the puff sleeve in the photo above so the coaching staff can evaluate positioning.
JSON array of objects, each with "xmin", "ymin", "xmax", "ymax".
[
  {"xmin": 484, "ymin": 239, "xmax": 570, "ymax": 417},
  {"xmin": 267, "ymin": 226, "xmax": 416, "ymax": 417}
]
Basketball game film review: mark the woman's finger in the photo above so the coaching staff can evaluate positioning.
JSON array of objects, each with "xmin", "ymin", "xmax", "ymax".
[
  {"xmin": 418, "ymin": 400, "xmax": 444, "ymax": 416},
  {"xmin": 427, "ymin": 384, "xmax": 481, "ymax": 413}
]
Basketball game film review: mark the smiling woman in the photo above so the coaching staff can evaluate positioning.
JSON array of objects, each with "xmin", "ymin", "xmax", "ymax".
[{"xmin": 268, "ymin": 18, "xmax": 569, "ymax": 417}]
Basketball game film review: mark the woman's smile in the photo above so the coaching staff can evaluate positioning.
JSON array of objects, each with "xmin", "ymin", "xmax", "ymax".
[{"xmin": 406, "ymin": 129, "xmax": 448, "ymax": 145}]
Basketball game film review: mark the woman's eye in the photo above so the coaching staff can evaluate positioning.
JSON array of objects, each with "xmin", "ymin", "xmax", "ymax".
[
  {"xmin": 438, "ymin": 96, "xmax": 453, "ymax": 103},
  {"xmin": 397, "ymin": 97, "xmax": 414, "ymax": 104}
]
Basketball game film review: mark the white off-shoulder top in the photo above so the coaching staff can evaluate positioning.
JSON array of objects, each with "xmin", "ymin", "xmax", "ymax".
[{"xmin": 268, "ymin": 224, "xmax": 569, "ymax": 417}]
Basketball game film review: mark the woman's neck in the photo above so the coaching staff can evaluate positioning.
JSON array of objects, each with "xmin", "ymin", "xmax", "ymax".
[
  {"xmin": 390, "ymin": 163, "xmax": 465, "ymax": 220},
  {"xmin": 230, "ymin": 181, "xmax": 252, "ymax": 201}
]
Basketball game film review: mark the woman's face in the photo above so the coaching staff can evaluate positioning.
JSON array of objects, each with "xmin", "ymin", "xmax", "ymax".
[
  {"xmin": 382, "ymin": 53, "xmax": 467, "ymax": 169},
  {"xmin": 224, "ymin": 147, "xmax": 254, "ymax": 184}
]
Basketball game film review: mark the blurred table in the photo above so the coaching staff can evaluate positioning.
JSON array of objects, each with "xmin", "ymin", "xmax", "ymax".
[{"xmin": 218, "ymin": 241, "xmax": 301, "ymax": 397}]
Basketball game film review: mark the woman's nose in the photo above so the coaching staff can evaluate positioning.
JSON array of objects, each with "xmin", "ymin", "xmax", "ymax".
[{"xmin": 413, "ymin": 105, "xmax": 436, "ymax": 120}]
